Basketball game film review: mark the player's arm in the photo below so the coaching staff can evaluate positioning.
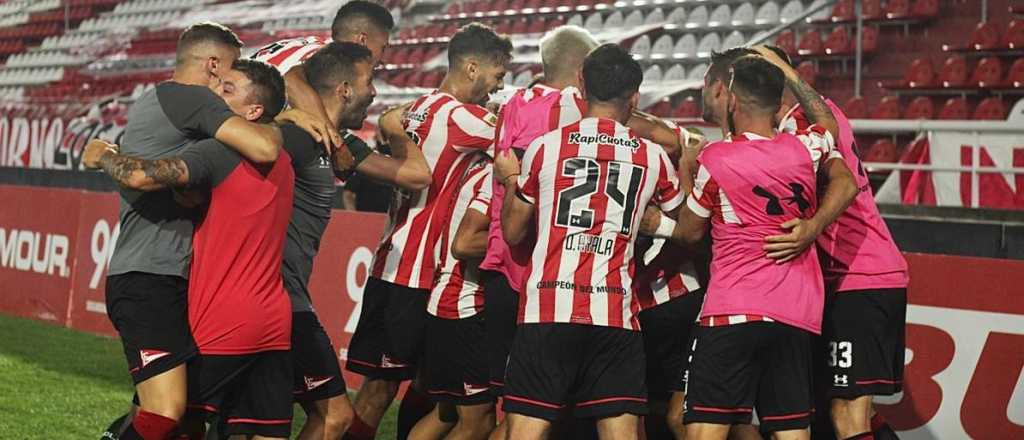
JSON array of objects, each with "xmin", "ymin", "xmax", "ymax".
[
  {"xmin": 495, "ymin": 150, "xmax": 534, "ymax": 246},
  {"xmin": 83, "ymin": 139, "xmax": 189, "ymax": 190},
  {"xmin": 341, "ymin": 105, "xmax": 432, "ymax": 191},
  {"xmin": 627, "ymin": 110, "xmax": 684, "ymax": 157},
  {"xmin": 755, "ymin": 46, "xmax": 839, "ymax": 139},
  {"xmin": 451, "ymin": 208, "xmax": 490, "ymax": 260}
]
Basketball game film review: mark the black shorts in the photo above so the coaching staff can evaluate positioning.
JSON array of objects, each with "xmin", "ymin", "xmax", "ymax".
[
  {"xmin": 821, "ymin": 288, "xmax": 907, "ymax": 399},
  {"xmin": 346, "ymin": 277, "xmax": 428, "ymax": 380},
  {"xmin": 503, "ymin": 323, "xmax": 648, "ymax": 421},
  {"xmin": 186, "ymin": 350, "xmax": 293, "ymax": 438},
  {"xmin": 106, "ymin": 272, "xmax": 197, "ymax": 384},
  {"xmin": 482, "ymin": 270, "xmax": 519, "ymax": 395},
  {"xmin": 638, "ymin": 289, "xmax": 705, "ymax": 399},
  {"xmin": 683, "ymin": 322, "xmax": 814, "ymax": 433},
  {"xmin": 423, "ymin": 313, "xmax": 494, "ymax": 405},
  {"xmin": 292, "ymin": 312, "xmax": 347, "ymax": 403}
]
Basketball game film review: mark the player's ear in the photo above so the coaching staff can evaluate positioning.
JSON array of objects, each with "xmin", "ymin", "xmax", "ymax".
[
  {"xmin": 465, "ymin": 59, "xmax": 479, "ymax": 81},
  {"xmin": 247, "ymin": 103, "xmax": 265, "ymax": 122}
]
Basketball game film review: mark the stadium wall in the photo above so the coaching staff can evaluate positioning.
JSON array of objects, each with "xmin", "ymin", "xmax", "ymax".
[{"xmin": 1, "ymin": 184, "xmax": 1022, "ymax": 438}]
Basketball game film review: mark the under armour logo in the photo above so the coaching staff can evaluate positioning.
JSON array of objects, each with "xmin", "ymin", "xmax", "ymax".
[
  {"xmin": 834, "ymin": 374, "xmax": 849, "ymax": 386},
  {"xmin": 753, "ymin": 183, "xmax": 811, "ymax": 215}
]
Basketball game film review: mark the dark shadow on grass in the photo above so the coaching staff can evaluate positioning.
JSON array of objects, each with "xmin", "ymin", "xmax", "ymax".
[{"xmin": 0, "ymin": 314, "xmax": 133, "ymax": 390}]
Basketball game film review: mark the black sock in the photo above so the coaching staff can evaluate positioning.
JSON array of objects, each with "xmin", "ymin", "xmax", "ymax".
[
  {"xmin": 117, "ymin": 424, "xmax": 142, "ymax": 440},
  {"xmin": 100, "ymin": 412, "xmax": 132, "ymax": 439}
]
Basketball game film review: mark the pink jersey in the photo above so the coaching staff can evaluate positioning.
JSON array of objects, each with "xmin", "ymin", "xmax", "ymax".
[
  {"xmin": 429, "ymin": 161, "xmax": 491, "ymax": 319},
  {"xmin": 779, "ymin": 101, "xmax": 909, "ymax": 292},
  {"xmin": 251, "ymin": 36, "xmax": 329, "ymax": 74},
  {"xmin": 481, "ymin": 84, "xmax": 586, "ymax": 291},
  {"xmin": 371, "ymin": 91, "xmax": 495, "ymax": 289},
  {"xmin": 516, "ymin": 117, "xmax": 683, "ymax": 330},
  {"xmin": 689, "ymin": 127, "xmax": 837, "ymax": 334}
]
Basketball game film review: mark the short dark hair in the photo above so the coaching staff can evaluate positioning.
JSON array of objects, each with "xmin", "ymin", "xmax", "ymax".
[
  {"xmin": 764, "ymin": 45, "xmax": 794, "ymax": 67},
  {"xmin": 729, "ymin": 56, "xmax": 785, "ymax": 112},
  {"xmin": 232, "ymin": 59, "xmax": 286, "ymax": 122},
  {"xmin": 176, "ymin": 22, "xmax": 242, "ymax": 63},
  {"xmin": 447, "ymin": 23, "xmax": 513, "ymax": 68},
  {"xmin": 331, "ymin": 1, "xmax": 395, "ymax": 40},
  {"xmin": 706, "ymin": 47, "xmax": 757, "ymax": 84},
  {"xmin": 582, "ymin": 43, "xmax": 643, "ymax": 102},
  {"xmin": 304, "ymin": 41, "xmax": 375, "ymax": 95}
]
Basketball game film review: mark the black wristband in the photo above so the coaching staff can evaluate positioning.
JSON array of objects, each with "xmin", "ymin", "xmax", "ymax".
[{"xmin": 343, "ymin": 132, "xmax": 372, "ymax": 167}]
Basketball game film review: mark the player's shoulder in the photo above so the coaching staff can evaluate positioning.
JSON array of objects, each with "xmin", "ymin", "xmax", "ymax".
[{"xmin": 452, "ymin": 102, "xmax": 497, "ymax": 125}]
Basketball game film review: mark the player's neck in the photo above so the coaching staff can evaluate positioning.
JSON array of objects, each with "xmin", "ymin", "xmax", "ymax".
[
  {"xmin": 323, "ymin": 97, "xmax": 343, "ymax": 131},
  {"xmin": 543, "ymin": 75, "xmax": 578, "ymax": 91},
  {"xmin": 728, "ymin": 112, "xmax": 776, "ymax": 139},
  {"xmin": 585, "ymin": 102, "xmax": 631, "ymax": 125},
  {"xmin": 171, "ymin": 65, "xmax": 212, "ymax": 88},
  {"xmin": 438, "ymin": 76, "xmax": 475, "ymax": 104}
]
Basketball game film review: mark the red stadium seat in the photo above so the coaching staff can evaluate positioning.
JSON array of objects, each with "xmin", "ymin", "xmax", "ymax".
[
  {"xmin": 972, "ymin": 97, "xmax": 1007, "ymax": 120},
  {"xmin": 862, "ymin": 0, "xmax": 882, "ymax": 20},
  {"xmin": 864, "ymin": 139, "xmax": 899, "ymax": 163},
  {"xmin": 904, "ymin": 58, "xmax": 935, "ymax": 88},
  {"xmin": 970, "ymin": 57, "xmax": 1003, "ymax": 88},
  {"xmin": 872, "ymin": 96, "xmax": 901, "ymax": 119},
  {"xmin": 938, "ymin": 55, "xmax": 968, "ymax": 88},
  {"xmin": 969, "ymin": 22, "xmax": 1001, "ymax": 51},
  {"xmin": 775, "ymin": 30, "xmax": 797, "ymax": 57},
  {"xmin": 903, "ymin": 96, "xmax": 935, "ymax": 119},
  {"xmin": 861, "ymin": 26, "xmax": 879, "ymax": 53},
  {"xmin": 824, "ymin": 26, "xmax": 852, "ymax": 55},
  {"xmin": 797, "ymin": 61, "xmax": 817, "ymax": 87},
  {"xmin": 884, "ymin": 0, "xmax": 910, "ymax": 19},
  {"xmin": 647, "ymin": 99, "xmax": 672, "ymax": 117},
  {"xmin": 510, "ymin": 18, "xmax": 529, "ymax": 34},
  {"xmin": 527, "ymin": 17, "xmax": 547, "ymax": 34},
  {"xmin": 1006, "ymin": 58, "xmax": 1024, "ymax": 87},
  {"xmin": 911, "ymin": 0, "xmax": 939, "ymax": 18},
  {"xmin": 829, "ymin": 0, "xmax": 854, "ymax": 22},
  {"xmin": 1004, "ymin": 20, "xmax": 1024, "ymax": 49},
  {"xmin": 673, "ymin": 96, "xmax": 700, "ymax": 118},
  {"xmin": 445, "ymin": 2, "xmax": 462, "ymax": 15},
  {"xmin": 938, "ymin": 97, "xmax": 970, "ymax": 120},
  {"xmin": 842, "ymin": 96, "xmax": 867, "ymax": 119},
  {"xmin": 797, "ymin": 29, "xmax": 823, "ymax": 56}
]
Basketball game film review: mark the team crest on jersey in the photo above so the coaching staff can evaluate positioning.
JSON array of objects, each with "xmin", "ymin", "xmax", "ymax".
[
  {"xmin": 483, "ymin": 113, "xmax": 498, "ymax": 126},
  {"xmin": 567, "ymin": 131, "xmax": 641, "ymax": 151},
  {"xmin": 139, "ymin": 349, "xmax": 170, "ymax": 368},
  {"xmin": 463, "ymin": 382, "xmax": 489, "ymax": 396},
  {"xmin": 303, "ymin": 375, "xmax": 334, "ymax": 391}
]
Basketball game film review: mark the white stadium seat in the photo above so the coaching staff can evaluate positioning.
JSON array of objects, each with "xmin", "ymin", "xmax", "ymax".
[
  {"xmin": 666, "ymin": 7, "xmax": 687, "ymax": 26},
  {"xmin": 708, "ymin": 4, "xmax": 732, "ymax": 27},
  {"xmin": 685, "ymin": 6, "xmax": 708, "ymax": 28},
  {"xmin": 630, "ymin": 35, "xmax": 652, "ymax": 59},
  {"xmin": 756, "ymin": 1, "xmax": 781, "ymax": 25},
  {"xmin": 513, "ymin": 70, "xmax": 533, "ymax": 87},
  {"xmin": 732, "ymin": 2, "xmax": 756, "ymax": 26},
  {"xmin": 688, "ymin": 63, "xmax": 709, "ymax": 81},
  {"xmin": 644, "ymin": 8, "xmax": 665, "ymax": 26},
  {"xmin": 623, "ymin": 10, "xmax": 644, "ymax": 29},
  {"xmin": 674, "ymin": 33, "xmax": 698, "ymax": 58},
  {"xmin": 567, "ymin": 13, "xmax": 584, "ymax": 27},
  {"xmin": 697, "ymin": 33, "xmax": 722, "ymax": 57},
  {"xmin": 722, "ymin": 31, "xmax": 746, "ymax": 50},
  {"xmin": 644, "ymin": 65, "xmax": 664, "ymax": 83},
  {"xmin": 663, "ymin": 64, "xmax": 686, "ymax": 82},
  {"xmin": 650, "ymin": 35, "xmax": 675, "ymax": 59},
  {"xmin": 780, "ymin": 0, "xmax": 804, "ymax": 23},
  {"xmin": 584, "ymin": 12, "xmax": 603, "ymax": 33},
  {"xmin": 603, "ymin": 10, "xmax": 624, "ymax": 31}
]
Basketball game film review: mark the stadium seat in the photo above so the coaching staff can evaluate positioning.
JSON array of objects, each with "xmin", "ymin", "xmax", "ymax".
[
  {"xmin": 630, "ymin": 35, "xmax": 652, "ymax": 58},
  {"xmin": 938, "ymin": 97, "xmax": 971, "ymax": 119},
  {"xmin": 584, "ymin": 12, "xmax": 603, "ymax": 33},
  {"xmin": 904, "ymin": 58, "xmax": 935, "ymax": 88},
  {"xmin": 864, "ymin": 139, "xmax": 899, "ymax": 163},
  {"xmin": 972, "ymin": 97, "xmax": 1006, "ymax": 120},
  {"xmin": 939, "ymin": 55, "xmax": 969, "ymax": 88},
  {"xmin": 969, "ymin": 22, "xmax": 1001, "ymax": 51},
  {"xmin": 651, "ymin": 35, "xmax": 674, "ymax": 59},
  {"xmin": 688, "ymin": 63, "xmax": 708, "ymax": 81},
  {"xmin": 1006, "ymin": 58, "xmax": 1024, "ymax": 88},
  {"xmin": 911, "ymin": 0, "xmax": 939, "ymax": 19},
  {"xmin": 722, "ymin": 31, "xmax": 745, "ymax": 51},
  {"xmin": 603, "ymin": 11, "xmax": 624, "ymax": 30},
  {"xmin": 624, "ymin": 10, "xmax": 644, "ymax": 29},
  {"xmin": 675, "ymin": 34, "xmax": 698, "ymax": 58},
  {"xmin": 1004, "ymin": 20, "xmax": 1024, "ymax": 49},
  {"xmin": 872, "ymin": 96, "xmax": 901, "ymax": 119},
  {"xmin": 673, "ymin": 96, "xmax": 700, "ymax": 118},
  {"xmin": 824, "ymin": 26, "xmax": 852, "ymax": 55},
  {"xmin": 970, "ymin": 57, "xmax": 1003, "ymax": 88},
  {"xmin": 708, "ymin": 4, "xmax": 731, "ymax": 27},
  {"xmin": 697, "ymin": 33, "xmax": 722, "ymax": 57},
  {"xmin": 797, "ymin": 29, "xmax": 823, "ymax": 56},
  {"xmin": 666, "ymin": 7, "xmax": 686, "ymax": 26},
  {"xmin": 797, "ymin": 61, "xmax": 817, "ymax": 86},
  {"xmin": 775, "ymin": 30, "xmax": 796, "ymax": 57},
  {"xmin": 827, "ymin": 0, "xmax": 855, "ymax": 23},
  {"xmin": 862, "ymin": 0, "xmax": 883, "ymax": 20},
  {"xmin": 686, "ymin": 6, "xmax": 709, "ymax": 28},
  {"xmin": 512, "ymin": 69, "xmax": 533, "ymax": 87},
  {"xmin": 644, "ymin": 65, "xmax": 664, "ymax": 83},
  {"xmin": 843, "ymin": 96, "xmax": 867, "ymax": 119},
  {"xmin": 644, "ymin": 8, "xmax": 665, "ymax": 26},
  {"xmin": 903, "ymin": 96, "xmax": 935, "ymax": 119},
  {"xmin": 885, "ymin": 0, "xmax": 910, "ymax": 19},
  {"xmin": 731, "ymin": 3, "xmax": 755, "ymax": 26},
  {"xmin": 664, "ymin": 64, "xmax": 686, "ymax": 81},
  {"xmin": 756, "ymin": 1, "xmax": 780, "ymax": 25},
  {"xmin": 861, "ymin": 26, "xmax": 879, "ymax": 53},
  {"xmin": 779, "ymin": 0, "xmax": 804, "ymax": 23},
  {"xmin": 647, "ymin": 99, "xmax": 672, "ymax": 117},
  {"xmin": 510, "ymin": 18, "xmax": 529, "ymax": 35}
]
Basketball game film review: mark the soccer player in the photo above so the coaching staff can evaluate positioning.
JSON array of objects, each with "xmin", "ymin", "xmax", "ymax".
[
  {"xmin": 345, "ymin": 23, "xmax": 510, "ymax": 440},
  {"xmin": 409, "ymin": 157, "xmax": 495, "ymax": 440},
  {"xmin": 96, "ymin": 22, "xmax": 319, "ymax": 440},
  {"xmin": 766, "ymin": 46, "xmax": 907, "ymax": 440},
  {"xmin": 85, "ymin": 59, "xmax": 296, "ymax": 439},
  {"xmin": 645, "ymin": 50, "xmax": 858, "ymax": 439},
  {"xmin": 494, "ymin": 43, "xmax": 684, "ymax": 440},
  {"xmin": 251, "ymin": 0, "xmax": 394, "ymax": 150}
]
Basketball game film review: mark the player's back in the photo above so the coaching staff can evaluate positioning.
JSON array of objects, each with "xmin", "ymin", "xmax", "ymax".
[
  {"xmin": 518, "ymin": 117, "xmax": 682, "ymax": 330},
  {"xmin": 780, "ymin": 100, "xmax": 907, "ymax": 291},
  {"xmin": 188, "ymin": 144, "xmax": 295, "ymax": 355},
  {"xmin": 251, "ymin": 35, "xmax": 329, "ymax": 74},
  {"xmin": 371, "ymin": 90, "xmax": 495, "ymax": 289}
]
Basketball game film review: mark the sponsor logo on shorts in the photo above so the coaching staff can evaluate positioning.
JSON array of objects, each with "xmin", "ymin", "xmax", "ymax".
[
  {"xmin": 834, "ymin": 374, "xmax": 849, "ymax": 387},
  {"xmin": 139, "ymin": 349, "xmax": 170, "ymax": 368},
  {"xmin": 304, "ymin": 376, "xmax": 334, "ymax": 391},
  {"xmin": 463, "ymin": 382, "xmax": 489, "ymax": 396}
]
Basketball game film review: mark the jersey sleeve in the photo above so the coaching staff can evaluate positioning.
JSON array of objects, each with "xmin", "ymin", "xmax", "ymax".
[
  {"xmin": 280, "ymin": 124, "xmax": 323, "ymax": 170},
  {"xmin": 794, "ymin": 124, "xmax": 841, "ymax": 172},
  {"xmin": 686, "ymin": 163, "xmax": 718, "ymax": 219},
  {"xmin": 156, "ymin": 83, "xmax": 236, "ymax": 138},
  {"xmin": 179, "ymin": 138, "xmax": 243, "ymax": 189},
  {"xmin": 515, "ymin": 137, "xmax": 545, "ymax": 205},
  {"xmin": 250, "ymin": 37, "xmax": 326, "ymax": 74},
  {"xmin": 652, "ymin": 148, "xmax": 684, "ymax": 212},
  {"xmin": 469, "ymin": 168, "xmax": 493, "ymax": 215},
  {"xmin": 449, "ymin": 104, "xmax": 497, "ymax": 155}
]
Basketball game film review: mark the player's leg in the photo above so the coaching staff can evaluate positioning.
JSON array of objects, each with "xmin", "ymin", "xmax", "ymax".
[
  {"xmin": 299, "ymin": 395, "xmax": 356, "ymax": 440},
  {"xmin": 387, "ymin": 284, "xmax": 431, "ymax": 440},
  {"xmin": 571, "ymin": 326, "xmax": 648, "ymax": 440},
  {"xmin": 502, "ymin": 324, "xmax": 581, "ymax": 440},
  {"xmin": 644, "ymin": 290, "xmax": 705, "ymax": 440},
  {"xmin": 409, "ymin": 403, "xmax": 456, "ymax": 440},
  {"xmin": 683, "ymin": 324, "xmax": 761, "ymax": 440},
  {"xmin": 826, "ymin": 289, "xmax": 907, "ymax": 440},
  {"xmin": 595, "ymin": 413, "xmax": 641, "ymax": 439},
  {"xmin": 450, "ymin": 402, "xmax": 497, "ymax": 440},
  {"xmin": 505, "ymin": 413, "xmax": 552, "ymax": 439},
  {"xmin": 664, "ymin": 391, "xmax": 686, "ymax": 439},
  {"xmin": 728, "ymin": 424, "xmax": 764, "ymax": 440},
  {"xmin": 482, "ymin": 272, "xmax": 520, "ymax": 440},
  {"xmin": 292, "ymin": 311, "xmax": 353, "ymax": 439},
  {"xmin": 755, "ymin": 323, "xmax": 815, "ymax": 440},
  {"xmin": 348, "ymin": 378, "xmax": 400, "ymax": 438}
]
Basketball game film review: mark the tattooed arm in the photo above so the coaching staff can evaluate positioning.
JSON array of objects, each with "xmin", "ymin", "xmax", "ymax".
[
  {"xmin": 83, "ymin": 139, "xmax": 190, "ymax": 191},
  {"xmin": 754, "ymin": 46, "xmax": 839, "ymax": 139}
]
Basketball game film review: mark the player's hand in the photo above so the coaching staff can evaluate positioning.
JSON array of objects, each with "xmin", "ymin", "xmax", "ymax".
[
  {"xmin": 276, "ymin": 108, "xmax": 341, "ymax": 153},
  {"xmin": 763, "ymin": 218, "xmax": 823, "ymax": 263},
  {"xmin": 638, "ymin": 205, "xmax": 664, "ymax": 237},
  {"xmin": 494, "ymin": 150, "xmax": 521, "ymax": 185},
  {"xmin": 332, "ymin": 141, "xmax": 357, "ymax": 174},
  {"xmin": 682, "ymin": 127, "xmax": 707, "ymax": 152},
  {"xmin": 83, "ymin": 138, "xmax": 118, "ymax": 169},
  {"xmin": 751, "ymin": 46, "xmax": 794, "ymax": 75}
]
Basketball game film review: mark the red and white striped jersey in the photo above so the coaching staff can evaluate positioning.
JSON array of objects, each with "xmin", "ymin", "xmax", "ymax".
[
  {"xmin": 250, "ymin": 36, "xmax": 329, "ymax": 74},
  {"xmin": 429, "ymin": 160, "xmax": 492, "ymax": 319},
  {"xmin": 632, "ymin": 239, "xmax": 701, "ymax": 310},
  {"xmin": 516, "ymin": 117, "xmax": 684, "ymax": 330},
  {"xmin": 371, "ymin": 91, "xmax": 496, "ymax": 289}
]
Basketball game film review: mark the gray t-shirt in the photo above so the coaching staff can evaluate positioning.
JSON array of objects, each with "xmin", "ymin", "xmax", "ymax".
[
  {"xmin": 280, "ymin": 124, "xmax": 335, "ymax": 312},
  {"xmin": 107, "ymin": 82, "xmax": 235, "ymax": 278}
]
